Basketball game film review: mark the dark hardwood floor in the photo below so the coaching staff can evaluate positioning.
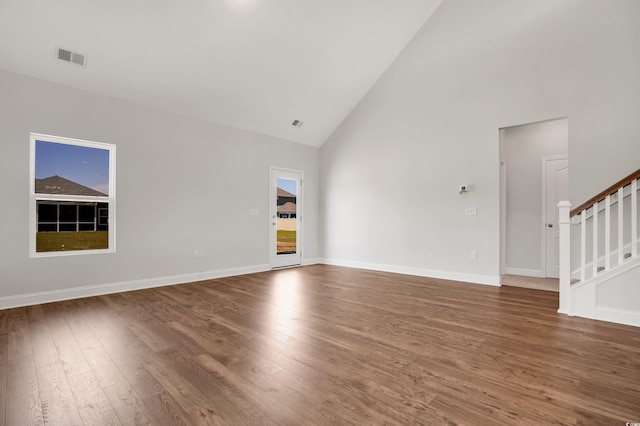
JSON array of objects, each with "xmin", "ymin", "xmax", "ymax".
[{"xmin": 1, "ymin": 264, "xmax": 639, "ymax": 425}]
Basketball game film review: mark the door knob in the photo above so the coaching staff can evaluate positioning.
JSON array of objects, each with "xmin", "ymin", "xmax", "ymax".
[{"xmin": 547, "ymin": 224, "xmax": 553, "ymax": 228}]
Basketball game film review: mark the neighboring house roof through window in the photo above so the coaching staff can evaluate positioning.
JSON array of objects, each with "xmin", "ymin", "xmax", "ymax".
[
  {"xmin": 35, "ymin": 175, "xmax": 107, "ymax": 197},
  {"xmin": 277, "ymin": 202, "xmax": 297, "ymax": 214},
  {"xmin": 277, "ymin": 187, "xmax": 295, "ymax": 198}
]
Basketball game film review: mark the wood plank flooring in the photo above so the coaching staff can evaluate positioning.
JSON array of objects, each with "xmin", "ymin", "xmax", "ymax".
[{"xmin": 1, "ymin": 264, "xmax": 639, "ymax": 425}]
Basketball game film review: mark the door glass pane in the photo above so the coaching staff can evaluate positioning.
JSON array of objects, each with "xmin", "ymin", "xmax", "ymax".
[{"xmin": 276, "ymin": 177, "xmax": 297, "ymax": 255}]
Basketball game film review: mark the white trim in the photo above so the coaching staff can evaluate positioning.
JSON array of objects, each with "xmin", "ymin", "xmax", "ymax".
[
  {"xmin": 570, "ymin": 240, "xmax": 638, "ymax": 280},
  {"xmin": 505, "ymin": 267, "xmax": 545, "ymax": 278},
  {"xmin": 571, "ymin": 252, "xmax": 640, "ymax": 290},
  {"xmin": 302, "ymin": 257, "xmax": 323, "ymax": 266},
  {"xmin": 30, "ymin": 132, "xmax": 116, "ymax": 257},
  {"xmin": 595, "ymin": 306, "xmax": 640, "ymax": 328},
  {"xmin": 0, "ymin": 264, "xmax": 270, "ymax": 310},
  {"xmin": 499, "ymin": 129, "xmax": 507, "ymax": 277},
  {"xmin": 322, "ymin": 258, "xmax": 500, "ymax": 286},
  {"xmin": 570, "ymin": 183, "xmax": 635, "ymax": 224},
  {"xmin": 558, "ymin": 200, "xmax": 572, "ymax": 315}
]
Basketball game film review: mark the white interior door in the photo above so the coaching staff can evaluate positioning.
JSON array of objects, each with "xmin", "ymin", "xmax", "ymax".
[
  {"xmin": 270, "ymin": 167, "xmax": 302, "ymax": 268},
  {"xmin": 544, "ymin": 157, "xmax": 568, "ymax": 278}
]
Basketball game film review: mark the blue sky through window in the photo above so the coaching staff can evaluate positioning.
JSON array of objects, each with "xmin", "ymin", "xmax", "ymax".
[
  {"xmin": 277, "ymin": 178, "xmax": 296, "ymax": 195},
  {"xmin": 35, "ymin": 140, "xmax": 110, "ymax": 194}
]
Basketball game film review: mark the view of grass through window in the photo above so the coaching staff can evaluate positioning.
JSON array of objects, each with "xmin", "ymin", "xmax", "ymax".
[
  {"xmin": 276, "ymin": 230, "xmax": 296, "ymax": 254},
  {"xmin": 36, "ymin": 231, "xmax": 108, "ymax": 252}
]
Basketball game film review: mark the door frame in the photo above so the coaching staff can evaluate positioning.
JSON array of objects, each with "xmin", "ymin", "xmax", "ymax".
[
  {"xmin": 541, "ymin": 155, "xmax": 568, "ymax": 278},
  {"xmin": 270, "ymin": 166, "xmax": 303, "ymax": 269},
  {"xmin": 499, "ymin": 118, "xmax": 568, "ymax": 281},
  {"xmin": 499, "ymin": 128, "xmax": 507, "ymax": 279}
]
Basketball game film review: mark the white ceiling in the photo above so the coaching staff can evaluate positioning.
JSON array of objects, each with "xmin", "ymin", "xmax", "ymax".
[{"xmin": 0, "ymin": 0, "xmax": 443, "ymax": 147}]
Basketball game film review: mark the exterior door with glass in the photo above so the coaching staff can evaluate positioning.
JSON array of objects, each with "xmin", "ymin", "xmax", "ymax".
[{"xmin": 271, "ymin": 168, "xmax": 302, "ymax": 268}]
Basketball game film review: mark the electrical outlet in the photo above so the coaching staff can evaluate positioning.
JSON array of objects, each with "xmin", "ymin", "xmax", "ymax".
[
  {"xmin": 465, "ymin": 207, "xmax": 478, "ymax": 216},
  {"xmin": 194, "ymin": 249, "xmax": 206, "ymax": 258},
  {"xmin": 470, "ymin": 250, "xmax": 478, "ymax": 260}
]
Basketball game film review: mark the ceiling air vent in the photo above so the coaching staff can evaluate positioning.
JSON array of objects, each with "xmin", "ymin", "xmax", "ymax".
[
  {"xmin": 57, "ymin": 47, "xmax": 87, "ymax": 67},
  {"xmin": 291, "ymin": 120, "xmax": 304, "ymax": 128}
]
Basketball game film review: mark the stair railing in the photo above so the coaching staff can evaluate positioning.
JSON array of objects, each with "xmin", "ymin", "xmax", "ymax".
[{"xmin": 558, "ymin": 169, "xmax": 640, "ymax": 315}]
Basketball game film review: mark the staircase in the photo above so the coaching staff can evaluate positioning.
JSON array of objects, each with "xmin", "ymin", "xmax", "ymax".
[{"xmin": 558, "ymin": 169, "xmax": 640, "ymax": 327}]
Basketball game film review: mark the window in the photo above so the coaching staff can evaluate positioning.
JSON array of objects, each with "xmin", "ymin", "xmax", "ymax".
[{"xmin": 30, "ymin": 133, "xmax": 116, "ymax": 256}]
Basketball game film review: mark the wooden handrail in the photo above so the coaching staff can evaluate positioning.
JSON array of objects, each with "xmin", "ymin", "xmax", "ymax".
[{"xmin": 570, "ymin": 168, "xmax": 640, "ymax": 217}]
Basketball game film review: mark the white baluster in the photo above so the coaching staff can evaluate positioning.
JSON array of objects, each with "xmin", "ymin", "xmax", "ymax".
[
  {"xmin": 593, "ymin": 201, "xmax": 599, "ymax": 277},
  {"xmin": 581, "ymin": 209, "xmax": 587, "ymax": 283},
  {"xmin": 633, "ymin": 179, "xmax": 638, "ymax": 257},
  {"xmin": 605, "ymin": 194, "xmax": 611, "ymax": 271},
  {"xmin": 618, "ymin": 187, "xmax": 624, "ymax": 265},
  {"xmin": 558, "ymin": 201, "xmax": 571, "ymax": 315}
]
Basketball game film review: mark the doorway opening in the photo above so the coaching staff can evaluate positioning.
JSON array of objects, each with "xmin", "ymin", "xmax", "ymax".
[{"xmin": 499, "ymin": 118, "xmax": 568, "ymax": 288}]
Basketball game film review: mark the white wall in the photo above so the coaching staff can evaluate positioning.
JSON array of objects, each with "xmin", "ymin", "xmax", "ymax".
[
  {"xmin": 597, "ymin": 263, "xmax": 640, "ymax": 314},
  {"xmin": 320, "ymin": 0, "xmax": 640, "ymax": 285},
  {"xmin": 505, "ymin": 119, "xmax": 568, "ymax": 276},
  {"xmin": 0, "ymin": 70, "xmax": 320, "ymax": 306}
]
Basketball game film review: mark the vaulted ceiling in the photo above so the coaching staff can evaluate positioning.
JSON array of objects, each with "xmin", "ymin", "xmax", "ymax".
[{"xmin": 0, "ymin": 0, "xmax": 444, "ymax": 147}]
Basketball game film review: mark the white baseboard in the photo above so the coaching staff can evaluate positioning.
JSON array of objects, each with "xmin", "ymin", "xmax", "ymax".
[
  {"xmin": 504, "ymin": 267, "xmax": 545, "ymax": 278},
  {"xmin": 0, "ymin": 259, "xmax": 502, "ymax": 310},
  {"xmin": 596, "ymin": 306, "xmax": 640, "ymax": 328},
  {"xmin": 322, "ymin": 258, "xmax": 500, "ymax": 286},
  {"xmin": 0, "ymin": 263, "xmax": 270, "ymax": 310}
]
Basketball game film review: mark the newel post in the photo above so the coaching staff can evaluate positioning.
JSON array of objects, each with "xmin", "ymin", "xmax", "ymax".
[{"xmin": 558, "ymin": 201, "xmax": 572, "ymax": 315}]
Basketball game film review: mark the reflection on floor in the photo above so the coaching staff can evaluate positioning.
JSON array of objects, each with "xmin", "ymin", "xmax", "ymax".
[{"xmin": 502, "ymin": 274, "xmax": 559, "ymax": 292}]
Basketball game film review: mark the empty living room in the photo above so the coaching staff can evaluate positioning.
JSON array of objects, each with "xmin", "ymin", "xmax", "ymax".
[{"xmin": 1, "ymin": 0, "xmax": 639, "ymax": 425}]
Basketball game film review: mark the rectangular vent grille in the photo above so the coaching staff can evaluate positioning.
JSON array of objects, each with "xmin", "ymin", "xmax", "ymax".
[
  {"xmin": 71, "ymin": 53, "xmax": 85, "ymax": 65},
  {"xmin": 58, "ymin": 48, "xmax": 72, "ymax": 62},
  {"xmin": 57, "ymin": 47, "xmax": 86, "ymax": 67}
]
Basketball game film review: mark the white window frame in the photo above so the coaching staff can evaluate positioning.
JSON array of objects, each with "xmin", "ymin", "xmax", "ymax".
[{"xmin": 29, "ymin": 133, "xmax": 116, "ymax": 257}]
